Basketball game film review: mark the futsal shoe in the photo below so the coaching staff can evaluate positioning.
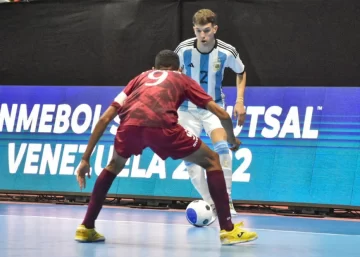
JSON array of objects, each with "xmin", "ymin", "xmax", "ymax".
[
  {"xmin": 75, "ymin": 225, "xmax": 105, "ymax": 242},
  {"xmin": 219, "ymin": 222, "xmax": 258, "ymax": 245}
]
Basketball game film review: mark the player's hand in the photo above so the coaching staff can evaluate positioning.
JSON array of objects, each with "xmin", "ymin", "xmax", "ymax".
[
  {"xmin": 229, "ymin": 138, "xmax": 241, "ymax": 152},
  {"xmin": 76, "ymin": 160, "xmax": 91, "ymax": 190},
  {"xmin": 234, "ymin": 102, "xmax": 246, "ymax": 126}
]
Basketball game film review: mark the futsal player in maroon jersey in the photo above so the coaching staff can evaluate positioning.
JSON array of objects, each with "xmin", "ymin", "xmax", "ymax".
[{"xmin": 74, "ymin": 50, "xmax": 258, "ymax": 245}]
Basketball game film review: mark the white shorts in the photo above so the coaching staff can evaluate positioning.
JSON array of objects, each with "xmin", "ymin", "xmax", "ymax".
[{"xmin": 178, "ymin": 108, "xmax": 223, "ymax": 137}]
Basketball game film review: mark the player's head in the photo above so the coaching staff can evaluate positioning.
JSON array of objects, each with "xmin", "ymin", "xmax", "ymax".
[
  {"xmin": 154, "ymin": 50, "xmax": 180, "ymax": 70},
  {"xmin": 192, "ymin": 9, "xmax": 218, "ymax": 46}
]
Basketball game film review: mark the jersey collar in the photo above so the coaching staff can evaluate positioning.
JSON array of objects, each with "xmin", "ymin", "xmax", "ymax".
[{"xmin": 194, "ymin": 38, "xmax": 218, "ymax": 54}]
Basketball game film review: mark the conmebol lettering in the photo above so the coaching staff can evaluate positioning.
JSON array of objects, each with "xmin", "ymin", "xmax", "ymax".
[{"xmin": 1, "ymin": 104, "xmax": 319, "ymax": 139}]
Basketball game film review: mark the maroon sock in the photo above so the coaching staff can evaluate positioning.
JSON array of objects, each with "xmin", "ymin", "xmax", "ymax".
[
  {"xmin": 206, "ymin": 170, "xmax": 234, "ymax": 231},
  {"xmin": 81, "ymin": 169, "xmax": 116, "ymax": 229}
]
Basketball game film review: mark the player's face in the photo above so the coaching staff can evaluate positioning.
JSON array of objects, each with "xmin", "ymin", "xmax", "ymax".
[{"xmin": 193, "ymin": 23, "xmax": 218, "ymax": 45}]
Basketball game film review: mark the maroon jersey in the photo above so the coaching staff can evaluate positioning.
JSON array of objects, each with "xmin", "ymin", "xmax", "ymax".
[{"xmin": 112, "ymin": 70, "xmax": 212, "ymax": 127}]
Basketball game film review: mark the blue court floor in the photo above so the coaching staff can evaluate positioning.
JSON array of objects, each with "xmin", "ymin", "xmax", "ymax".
[{"xmin": 1, "ymin": 202, "xmax": 360, "ymax": 257}]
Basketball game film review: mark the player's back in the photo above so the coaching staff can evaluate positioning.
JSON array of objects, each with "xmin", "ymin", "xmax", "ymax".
[{"xmin": 119, "ymin": 70, "xmax": 191, "ymax": 128}]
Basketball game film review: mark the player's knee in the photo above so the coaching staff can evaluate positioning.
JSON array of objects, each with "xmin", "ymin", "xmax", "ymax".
[
  {"xmin": 105, "ymin": 160, "xmax": 117, "ymax": 174},
  {"xmin": 212, "ymin": 151, "xmax": 220, "ymax": 164},
  {"xmin": 206, "ymin": 151, "xmax": 221, "ymax": 171},
  {"xmin": 105, "ymin": 159, "xmax": 125, "ymax": 175},
  {"xmin": 210, "ymin": 128, "xmax": 227, "ymax": 143}
]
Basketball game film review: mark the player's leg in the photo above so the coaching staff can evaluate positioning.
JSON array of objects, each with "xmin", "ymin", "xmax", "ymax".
[
  {"xmin": 147, "ymin": 125, "xmax": 257, "ymax": 245},
  {"xmin": 80, "ymin": 149, "xmax": 127, "ymax": 228},
  {"xmin": 182, "ymin": 141, "xmax": 257, "ymax": 245},
  {"xmin": 178, "ymin": 110, "xmax": 214, "ymax": 206},
  {"xmin": 75, "ymin": 149, "xmax": 128, "ymax": 242},
  {"xmin": 203, "ymin": 111, "xmax": 237, "ymax": 216},
  {"xmin": 75, "ymin": 125, "xmax": 143, "ymax": 242}
]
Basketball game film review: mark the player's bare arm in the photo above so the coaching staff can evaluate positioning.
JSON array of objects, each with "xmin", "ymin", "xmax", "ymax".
[
  {"xmin": 76, "ymin": 105, "xmax": 118, "ymax": 189},
  {"xmin": 82, "ymin": 106, "xmax": 118, "ymax": 162},
  {"xmin": 205, "ymin": 101, "xmax": 241, "ymax": 151},
  {"xmin": 234, "ymin": 72, "xmax": 247, "ymax": 126}
]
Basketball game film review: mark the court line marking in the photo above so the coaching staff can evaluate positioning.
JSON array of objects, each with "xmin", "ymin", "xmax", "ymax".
[{"xmin": 1, "ymin": 214, "xmax": 359, "ymax": 237}]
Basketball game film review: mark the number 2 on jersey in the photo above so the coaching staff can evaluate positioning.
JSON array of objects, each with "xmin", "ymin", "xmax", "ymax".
[
  {"xmin": 200, "ymin": 71, "xmax": 208, "ymax": 84},
  {"xmin": 145, "ymin": 70, "xmax": 169, "ymax": 86}
]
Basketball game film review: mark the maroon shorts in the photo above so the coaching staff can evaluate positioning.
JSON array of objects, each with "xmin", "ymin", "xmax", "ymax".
[{"xmin": 114, "ymin": 124, "xmax": 202, "ymax": 160}]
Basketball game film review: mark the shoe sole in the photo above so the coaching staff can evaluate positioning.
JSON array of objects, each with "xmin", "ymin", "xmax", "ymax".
[
  {"xmin": 221, "ymin": 236, "xmax": 258, "ymax": 246},
  {"xmin": 75, "ymin": 237, "xmax": 105, "ymax": 243}
]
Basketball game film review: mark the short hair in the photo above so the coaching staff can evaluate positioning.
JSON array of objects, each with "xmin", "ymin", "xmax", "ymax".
[
  {"xmin": 154, "ymin": 50, "xmax": 180, "ymax": 70},
  {"xmin": 192, "ymin": 9, "xmax": 217, "ymax": 26}
]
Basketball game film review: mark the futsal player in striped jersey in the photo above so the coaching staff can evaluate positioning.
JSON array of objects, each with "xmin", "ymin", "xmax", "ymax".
[{"xmin": 174, "ymin": 9, "xmax": 247, "ymax": 222}]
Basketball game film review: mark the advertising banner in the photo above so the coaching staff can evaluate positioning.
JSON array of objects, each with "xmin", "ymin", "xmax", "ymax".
[{"xmin": 1, "ymin": 85, "xmax": 359, "ymax": 206}]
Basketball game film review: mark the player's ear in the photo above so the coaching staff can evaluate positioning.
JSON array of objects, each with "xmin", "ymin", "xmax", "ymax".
[
  {"xmin": 178, "ymin": 66, "xmax": 183, "ymax": 72},
  {"xmin": 213, "ymin": 25, "xmax": 218, "ymax": 34},
  {"xmin": 152, "ymin": 66, "xmax": 155, "ymax": 70}
]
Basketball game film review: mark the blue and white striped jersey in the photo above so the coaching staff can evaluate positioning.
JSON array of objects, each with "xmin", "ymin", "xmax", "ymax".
[{"xmin": 174, "ymin": 38, "xmax": 245, "ymax": 111}]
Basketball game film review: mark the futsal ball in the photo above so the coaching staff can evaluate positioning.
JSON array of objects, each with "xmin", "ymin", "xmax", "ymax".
[{"xmin": 185, "ymin": 200, "xmax": 213, "ymax": 227}]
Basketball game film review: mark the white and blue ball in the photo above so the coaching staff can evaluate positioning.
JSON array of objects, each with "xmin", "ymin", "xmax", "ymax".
[{"xmin": 185, "ymin": 200, "xmax": 213, "ymax": 227}]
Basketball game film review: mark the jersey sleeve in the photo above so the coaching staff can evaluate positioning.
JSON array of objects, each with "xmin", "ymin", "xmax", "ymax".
[
  {"xmin": 123, "ymin": 76, "xmax": 139, "ymax": 96},
  {"xmin": 226, "ymin": 50, "xmax": 245, "ymax": 74},
  {"xmin": 183, "ymin": 77, "xmax": 213, "ymax": 109},
  {"xmin": 174, "ymin": 46, "xmax": 184, "ymax": 72},
  {"xmin": 110, "ymin": 76, "xmax": 139, "ymax": 110}
]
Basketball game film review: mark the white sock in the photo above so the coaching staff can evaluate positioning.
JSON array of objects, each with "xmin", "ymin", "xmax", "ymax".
[
  {"xmin": 219, "ymin": 153, "xmax": 233, "ymax": 201},
  {"xmin": 185, "ymin": 162, "xmax": 214, "ymax": 205},
  {"xmin": 214, "ymin": 141, "xmax": 233, "ymax": 201}
]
